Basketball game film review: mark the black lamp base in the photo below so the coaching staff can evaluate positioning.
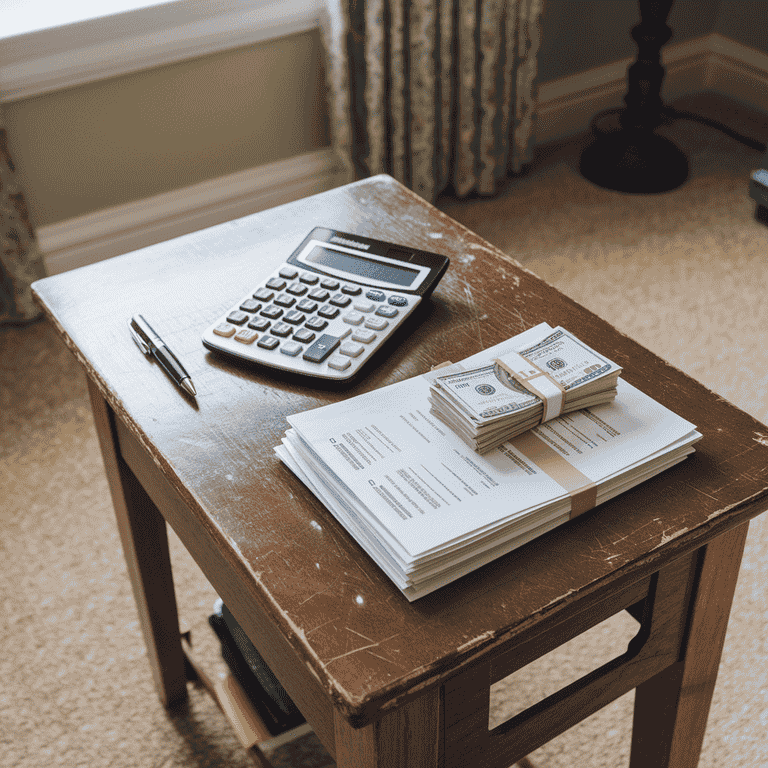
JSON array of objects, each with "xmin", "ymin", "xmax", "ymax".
[{"xmin": 579, "ymin": 111, "xmax": 689, "ymax": 195}]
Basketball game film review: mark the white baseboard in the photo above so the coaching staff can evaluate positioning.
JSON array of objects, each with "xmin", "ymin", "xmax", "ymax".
[
  {"xmin": 1, "ymin": 0, "xmax": 325, "ymax": 103},
  {"xmin": 39, "ymin": 148, "xmax": 349, "ymax": 275},
  {"xmin": 39, "ymin": 33, "xmax": 768, "ymax": 275},
  {"xmin": 536, "ymin": 33, "xmax": 768, "ymax": 144}
]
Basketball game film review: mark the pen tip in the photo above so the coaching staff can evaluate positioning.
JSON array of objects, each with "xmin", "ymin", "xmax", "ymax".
[{"xmin": 181, "ymin": 379, "xmax": 197, "ymax": 397}]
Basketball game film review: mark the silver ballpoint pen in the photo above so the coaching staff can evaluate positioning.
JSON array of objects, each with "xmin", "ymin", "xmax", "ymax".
[{"xmin": 129, "ymin": 314, "xmax": 197, "ymax": 397}]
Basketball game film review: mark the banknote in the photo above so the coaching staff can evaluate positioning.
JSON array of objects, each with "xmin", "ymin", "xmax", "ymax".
[{"xmin": 433, "ymin": 327, "xmax": 621, "ymax": 423}]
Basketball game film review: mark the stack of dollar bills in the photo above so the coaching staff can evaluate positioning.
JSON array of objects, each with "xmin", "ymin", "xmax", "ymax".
[{"xmin": 428, "ymin": 327, "xmax": 623, "ymax": 453}]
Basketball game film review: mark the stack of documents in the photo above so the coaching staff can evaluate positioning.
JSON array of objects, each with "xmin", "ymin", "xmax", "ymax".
[
  {"xmin": 275, "ymin": 324, "xmax": 701, "ymax": 601},
  {"xmin": 428, "ymin": 327, "xmax": 622, "ymax": 453}
]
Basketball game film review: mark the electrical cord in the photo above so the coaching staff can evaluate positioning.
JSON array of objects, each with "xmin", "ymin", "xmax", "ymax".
[
  {"xmin": 662, "ymin": 107, "xmax": 767, "ymax": 153},
  {"xmin": 588, "ymin": 106, "xmax": 768, "ymax": 154}
]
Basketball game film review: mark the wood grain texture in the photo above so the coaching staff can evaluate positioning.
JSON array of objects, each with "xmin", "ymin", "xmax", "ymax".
[
  {"xmin": 31, "ymin": 175, "xmax": 768, "ymax": 729},
  {"xmin": 333, "ymin": 687, "xmax": 440, "ymax": 768},
  {"xmin": 444, "ymin": 552, "xmax": 697, "ymax": 768},
  {"xmin": 630, "ymin": 522, "xmax": 750, "ymax": 768},
  {"xmin": 86, "ymin": 378, "xmax": 188, "ymax": 708}
]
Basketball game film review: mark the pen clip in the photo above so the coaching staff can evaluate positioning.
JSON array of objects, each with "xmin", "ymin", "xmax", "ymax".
[{"xmin": 130, "ymin": 326, "xmax": 151, "ymax": 355}]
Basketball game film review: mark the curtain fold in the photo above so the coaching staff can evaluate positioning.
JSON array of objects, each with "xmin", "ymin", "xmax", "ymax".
[
  {"xmin": 1, "ymin": 105, "xmax": 46, "ymax": 326},
  {"xmin": 320, "ymin": 0, "xmax": 543, "ymax": 203}
]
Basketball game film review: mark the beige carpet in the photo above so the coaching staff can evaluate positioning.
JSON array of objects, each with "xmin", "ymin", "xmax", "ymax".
[{"xmin": 3, "ymin": 93, "xmax": 768, "ymax": 767}]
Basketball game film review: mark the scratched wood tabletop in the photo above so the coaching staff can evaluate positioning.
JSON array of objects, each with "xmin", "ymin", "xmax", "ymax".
[{"xmin": 32, "ymin": 175, "xmax": 768, "ymax": 730}]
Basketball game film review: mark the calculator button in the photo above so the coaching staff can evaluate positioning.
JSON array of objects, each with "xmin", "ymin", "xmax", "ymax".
[
  {"xmin": 320, "ymin": 278, "xmax": 340, "ymax": 290},
  {"xmin": 343, "ymin": 311, "xmax": 364, "ymax": 326},
  {"xmin": 341, "ymin": 283, "xmax": 362, "ymax": 295},
  {"xmin": 299, "ymin": 272, "xmax": 320, "ymax": 285},
  {"xmin": 353, "ymin": 301, "xmax": 375, "ymax": 313},
  {"xmin": 253, "ymin": 287, "xmax": 274, "ymax": 302},
  {"xmin": 308, "ymin": 288, "xmax": 330, "ymax": 302},
  {"xmin": 329, "ymin": 293, "xmax": 352, "ymax": 307},
  {"xmin": 305, "ymin": 316, "xmax": 328, "ymax": 331},
  {"xmin": 257, "ymin": 335, "xmax": 279, "ymax": 350},
  {"xmin": 296, "ymin": 299, "xmax": 318, "ymax": 313},
  {"xmin": 240, "ymin": 299, "xmax": 261, "ymax": 313},
  {"xmin": 266, "ymin": 277, "xmax": 287, "ymax": 291},
  {"xmin": 366, "ymin": 289, "xmax": 386, "ymax": 302},
  {"xmin": 293, "ymin": 328, "xmax": 316, "ymax": 344},
  {"xmin": 388, "ymin": 295, "xmax": 408, "ymax": 306},
  {"xmin": 234, "ymin": 328, "xmax": 258, "ymax": 344},
  {"xmin": 279, "ymin": 266, "xmax": 299, "ymax": 280},
  {"xmin": 365, "ymin": 317, "xmax": 389, "ymax": 331},
  {"xmin": 352, "ymin": 328, "xmax": 377, "ymax": 344},
  {"xmin": 284, "ymin": 310, "xmax": 305, "ymax": 325},
  {"xmin": 280, "ymin": 341, "xmax": 303, "ymax": 357},
  {"xmin": 318, "ymin": 305, "xmax": 340, "ymax": 319},
  {"xmin": 274, "ymin": 293, "xmax": 296, "ymax": 308},
  {"xmin": 340, "ymin": 341, "xmax": 365, "ymax": 357},
  {"xmin": 247, "ymin": 317, "xmax": 271, "ymax": 332},
  {"xmin": 271, "ymin": 322, "xmax": 293, "ymax": 337},
  {"xmin": 327, "ymin": 354, "xmax": 351, "ymax": 371},
  {"xmin": 260, "ymin": 306, "xmax": 283, "ymax": 320},
  {"xmin": 375, "ymin": 304, "xmax": 399, "ymax": 318},
  {"xmin": 286, "ymin": 281, "xmax": 308, "ymax": 296},
  {"xmin": 303, "ymin": 334, "xmax": 340, "ymax": 363},
  {"xmin": 226, "ymin": 310, "xmax": 249, "ymax": 325},
  {"xmin": 213, "ymin": 322, "xmax": 236, "ymax": 337}
]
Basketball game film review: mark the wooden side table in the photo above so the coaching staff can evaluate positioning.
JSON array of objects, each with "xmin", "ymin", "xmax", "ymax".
[{"xmin": 32, "ymin": 175, "xmax": 768, "ymax": 767}]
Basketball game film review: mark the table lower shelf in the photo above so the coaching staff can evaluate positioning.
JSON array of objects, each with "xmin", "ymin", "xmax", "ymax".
[{"xmin": 180, "ymin": 631, "xmax": 315, "ymax": 768}]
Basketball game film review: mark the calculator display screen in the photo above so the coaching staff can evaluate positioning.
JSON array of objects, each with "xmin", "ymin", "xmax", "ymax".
[{"xmin": 305, "ymin": 246, "xmax": 420, "ymax": 287}]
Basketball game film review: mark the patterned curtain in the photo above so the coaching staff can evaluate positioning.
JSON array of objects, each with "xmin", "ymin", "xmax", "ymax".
[
  {"xmin": 1, "ymin": 105, "xmax": 46, "ymax": 325},
  {"xmin": 320, "ymin": 0, "xmax": 543, "ymax": 203}
]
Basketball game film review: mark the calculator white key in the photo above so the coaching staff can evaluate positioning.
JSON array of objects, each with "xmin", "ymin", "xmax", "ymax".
[{"xmin": 202, "ymin": 227, "xmax": 449, "ymax": 383}]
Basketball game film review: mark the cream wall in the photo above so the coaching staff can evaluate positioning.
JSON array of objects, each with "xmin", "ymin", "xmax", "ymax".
[{"xmin": 3, "ymin": 28, "xmax": 329, "ymax": 228}]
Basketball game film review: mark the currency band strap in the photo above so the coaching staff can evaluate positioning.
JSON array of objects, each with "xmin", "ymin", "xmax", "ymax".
[
  {"xmin": 512, "ymin": 430, "xmax": 597, "ymax": 519},
  {"xmin": 494, "ymin": 350, "xmax": 567, "ymax": 422}
]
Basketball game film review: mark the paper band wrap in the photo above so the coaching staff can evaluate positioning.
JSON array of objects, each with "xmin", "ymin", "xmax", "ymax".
[
  {"xmin": 495, "ymin": 350, "xmax": 567, "ymax": 422},
  {"xmin": 512, "ymin": 431, "xmax": 597, "ymax": 519}
]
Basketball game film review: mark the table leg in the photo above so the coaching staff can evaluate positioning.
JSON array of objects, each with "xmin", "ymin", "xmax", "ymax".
[
  {"xmin": 630, "ymin": 521, "xmax": 749, "ymax": 768},
  {"xmin": 87, "ymin": 378, "xmax": 188, "ymax": 708},
  {"xmin": 333, "ymin": 687, "xmax": 441, "ymax": 768}
]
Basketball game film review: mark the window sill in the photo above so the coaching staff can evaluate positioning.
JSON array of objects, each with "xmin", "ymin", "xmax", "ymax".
[{"xmin": 0, "ymin": 0, "xmax": 324, "ymax": 103}]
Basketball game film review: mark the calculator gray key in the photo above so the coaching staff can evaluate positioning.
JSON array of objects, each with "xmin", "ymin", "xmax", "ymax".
[
  {"xmin": 286, "ymin": 282, "xmax": 308, "ymax": 296},
  {"xmin": 227, "ymin": 310, "xmax": 249, "ymax": 325},
  {"xmin": 293, "ymin": 328, "xmax": 316, "ymax": 343},
  {"xmin": 266, "ymin": 277, "xmax": 287, "ymax": 291},
  {"xmin": 274, "ymin": 293, "xmax": 296, "ymax": 307},
  {"xmin": 329, "ymin": 293, "xmax": 352, "ymax": 307},
  {"xmin": 303, "ymin": 334, "xmax": 340, "ymax": 363},
  {"xmin": 308, "ymin": 288, "xmax": 330, "ymax": 302},
  {"xmin": 257, "ymin": 335, "xmax": 279, "ymax": 350},
  {"xmin": 253, "ymin": 288, "xmax": 274, "ymax": 302},
  {"xmin": 375, "ymin": 304, "xmax": 399, "ymax": 318},
  {"xmin": 305, "ymin": 316, "xmax": 328, "ymax": 331}
]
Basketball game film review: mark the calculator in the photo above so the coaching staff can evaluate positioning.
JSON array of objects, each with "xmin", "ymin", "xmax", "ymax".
[{"xmin": 202, "ymin": 227, "xmax": 450, "ymax": 382}]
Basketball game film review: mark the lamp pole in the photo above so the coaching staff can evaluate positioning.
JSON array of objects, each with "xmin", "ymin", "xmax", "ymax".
[{"xmin": 579, "ymin": 0, "xmax": 689, "ymax": 193}]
